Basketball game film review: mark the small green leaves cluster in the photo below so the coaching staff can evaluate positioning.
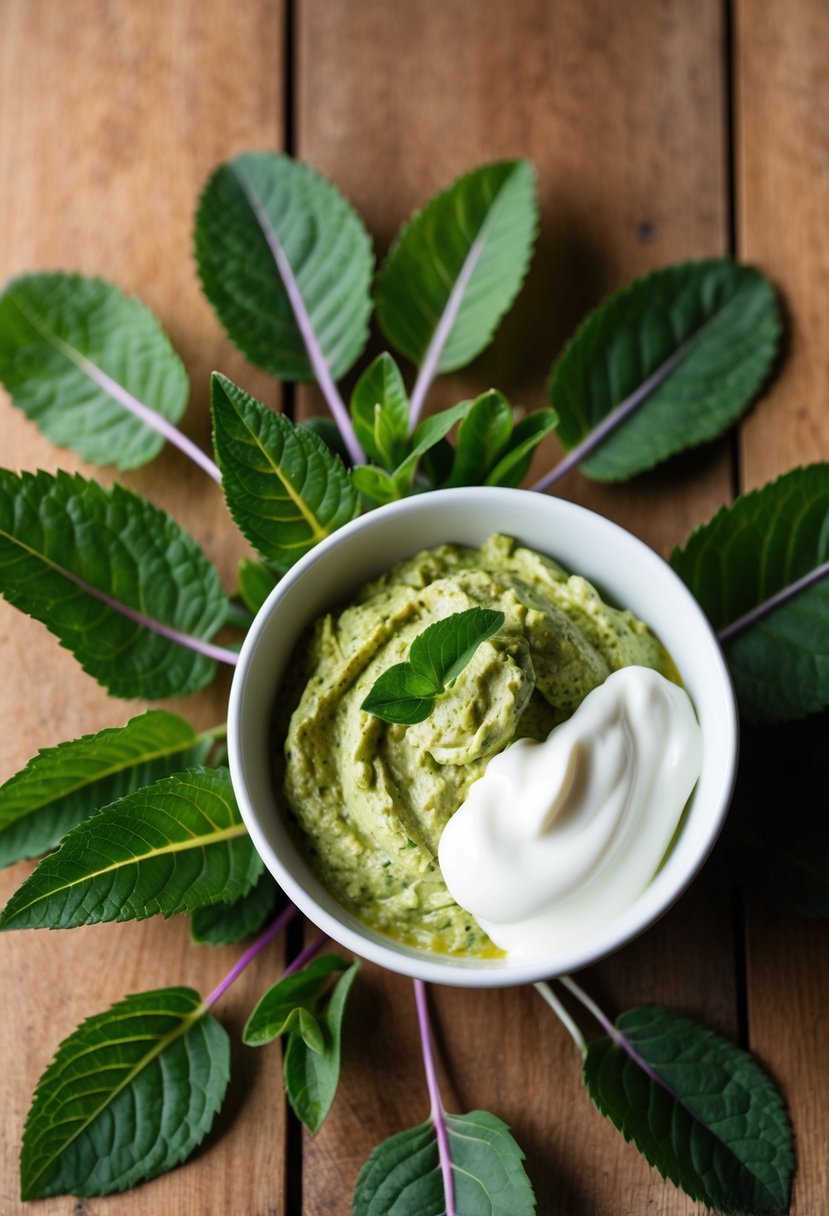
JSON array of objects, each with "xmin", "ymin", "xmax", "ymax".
[
  {"xmin": 0, "ymin": 144, "xmax": 819, "ymax": 1211},
  {"xmin": 362, "ymin": 607, "xmax": 506, "ymax": 723},
  {"xmin": 244, "ymin": 954, "xmax": 360, "ymax": 1132}
]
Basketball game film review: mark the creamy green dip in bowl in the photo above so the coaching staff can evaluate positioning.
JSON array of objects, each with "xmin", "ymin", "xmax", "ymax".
[{"xmin": 228, "ymin": 487, "xmax": 738, "ymax": 988}]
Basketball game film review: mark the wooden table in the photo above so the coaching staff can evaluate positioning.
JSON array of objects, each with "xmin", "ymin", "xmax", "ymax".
[{"xmin": 1, "ymin": 1, "xmax": 827, "ymax": 1211}]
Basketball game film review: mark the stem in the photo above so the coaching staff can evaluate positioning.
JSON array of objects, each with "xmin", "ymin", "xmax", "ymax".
[
  {"xmin": 718, "ymin": 558, "xmax": 829, "ymax": 643},
  {"xmin": 534, "ymin": 982, "xmax": 587, "ymax": 1058},
  {"xmin": 203, "ymin": 903, "xmax": 299, "ymax": 1011},
  {"xmin": 413, "ymin": 979, "xmax": 455, "ymax": 1216},
  {"xmin": 531, "ymin": 344, "xmax": 690, "ymax": 493},
  {"xmin": 234, "ymin": 167, "xmax": 366, "ymax": 466},
  {"xmin": 282, "ymin": 933, "xmax": 329, "ymax": 979},
  {"xmin": 408, "ymin": 232, "xmax": 487, "ymax": 432},
  {"xmin": 558, "ymin": 975, "xmax": 616, "ymax": 1037}
]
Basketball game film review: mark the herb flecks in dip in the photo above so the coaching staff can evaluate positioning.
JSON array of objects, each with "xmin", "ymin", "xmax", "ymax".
[{"xmin": 277, "ymin": 534, "xmax": 671, "ymax": 956}]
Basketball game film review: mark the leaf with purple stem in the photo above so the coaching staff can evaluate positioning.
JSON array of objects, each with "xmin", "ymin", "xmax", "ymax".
[
  {"xmin": 540, "ymin": 259, "xmax": 780, "ymax": 487},
  {"xmin": 583, "ymin": 1005, "xmax": 793, "ymax": 1213},
  {"xmin": 0, "ymin": 468, "xmax": 232, "ymax": 698},
  {"xmin": 375, "ymin": 160, "xmax": 538, "ymax": 429},
  {"xmin": 0, "ymin": 273, "xmax": 217, "ymax": 477},
  {"xmin": 671, "ymin": 463, "xmax": 829, "ymax": 720},
  {"xmin": 196, "ymin": 152, "xmax": 372, "ymax": 463}
]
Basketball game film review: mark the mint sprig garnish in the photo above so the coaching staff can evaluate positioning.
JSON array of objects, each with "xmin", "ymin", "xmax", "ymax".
[{"xmin": 361, "ymin": 607, "xmax": 506, "ymax": 724}]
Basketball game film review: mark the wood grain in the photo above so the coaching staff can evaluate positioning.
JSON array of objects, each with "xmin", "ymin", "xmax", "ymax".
[
  {"xmin": 735, "ymin": 1, "xmax": 829, "ymax": 1209},
  {"xmin": 0, "ymin": 1, "xmax": 287, "ymax": 1212},
  {"xmin": 296, "ymin": 2, "xmax": 736, "ymax": 1212}
]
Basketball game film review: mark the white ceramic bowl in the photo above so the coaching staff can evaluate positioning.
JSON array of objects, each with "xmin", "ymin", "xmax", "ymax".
[{"xmin": 228, "ymin": 487, "xmax": 738, "ymax": 987}]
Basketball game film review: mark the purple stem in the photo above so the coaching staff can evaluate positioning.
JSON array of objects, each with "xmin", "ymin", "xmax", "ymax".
[
  {"xmin": 233, "ymin": 168, "xmax": 366, "ymax": 466},
  {"xmin": 531, "ymin": 344, "xmax": 690, "ymax": 493},
  {"xmin": 203, "ymin": 902, "xmax": 299, "ymax": 1011},
  {"xmin": 413, "ymin": 978, "xmax": 455, "ymax": 1216},
  {"xmin": 408, "ymin": 232, "xmax": 487, "ymax": 432},
  {"xmin": 56, "ymin": 564, "xmax": 239, "ymax": 667},
  {"xmin": 718, "ymin": 558, "xmax": 829, "ymax": 643},
  {"xmin": 281, "ymin": 932, "xmax": 329, "ymax": 979}
]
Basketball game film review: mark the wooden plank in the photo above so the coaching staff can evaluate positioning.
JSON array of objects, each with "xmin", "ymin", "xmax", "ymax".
[
  {"xmin": 735, "ymin": 1, "xmax": 829, "ymax": 1209},
  {"xmin": 0, "ymin": 1, "xmax": 288, "ymax": 1212},
  {"xmin": 295, "ymin": 2, "xmax": 736, "ymax": 1212}
]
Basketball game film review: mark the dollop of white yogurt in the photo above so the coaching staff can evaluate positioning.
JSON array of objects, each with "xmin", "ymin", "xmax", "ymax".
[{"xmin": 437, "ymin": 666, "xmax": 703, "ymax": 959}]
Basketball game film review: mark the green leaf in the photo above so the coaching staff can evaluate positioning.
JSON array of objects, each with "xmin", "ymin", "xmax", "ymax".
[
  {"xmin": 671, "ymin": 464, "xmax": 829, "ymax": 720},
  {"xmin": 211, "ymin": 373, "xmax": 359, "ymax": 573},
  {"xmin": 237, "ymin": 558, "xmax": 278, "ymax": 614},
  {"xmin": 349, "ymin": 353, "xmax": 410, "ymax": 471},
  {"xmin": 584, "ymin": 1005, "xmax": 793, "ymax": 1213},
  {"xmin": 0, "ymin": 710, "xmax": 210, "ymax": 869},
  {"xmin": 353, "ymin": 1110, "xmax": 536, "ymax": 1215},
  {"xmin": 191, "ymin": 871, "xmax": 282, "ymax": 945},
  {"xmin": 443, "ymin": 389, "xmax": 513, "ymax": 487},
  {"xmin": 362, "ymin": 608, "xmax": 505, "ymax": 724},
  {"xmin": 351, "ymin": 464, "xmax": 404, "ymax": 506},
  {"xmin": 0, "ymin": 468, "xmax": 228, "ymax": 699},
  {"xmin": 352, "ymin": 399, "xmax": 475, "ymax": 505},
  {"xmin": 728, "ymin": 716, "xmax": 829, "ymax": 919},
  {"xmin": 375, "ymin": 161, "xmax": 538, "ymax": 375},
  {"xmin": 0, "ymin": 272, "xmax": 188, "ymax": 471},
  {"xmin": 485, "ymin": 408, "xmax": 558, "ymax": 488},
  {"xmin": 21, "ymin": 986, "xmax": 229, "ymax": 1199},
  {"xmin": 282, "ymin": 959, "xmax": 360, "ymax": 1133},
  {"xmin": 549, "ymin": 260, "xmax": 780, "ymax": 481},
  {"xmin": 243, "ymin": 954, "xmax": 349, "ymax": 1047},
  {"xmin": 0, "ymin": 768, "xmax": 261, "ymax": 930},
  {"xmin": 196, "ymin": 151, "xmax": 373, "ymax": 380}
]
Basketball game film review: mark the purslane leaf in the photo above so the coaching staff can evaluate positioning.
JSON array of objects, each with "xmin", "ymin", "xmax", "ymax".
[
  {"xmin": 191, "ymin": 871, "xmax": 282, "ymax": 945},
  {"xmin": 0, "ymin": 768, "xmax": 261, "ymax": 930},
  {"xmin": 21, "ymin": 986, "xmax": 229, "ymax": 1199},
  {"xmin": 0, "ymin": 469, "xmax": 228, "ymax": 699},
  {"xmin": 362, "ymin": 608, "xmax": 505, "ymax": 724},
  {"xmin": 584, "ymin": 1005, "xmax": 793, "ymax": 1214},
  {"xmin": 0, "ymin": 710, "xmax": 210, "ymax": 869},
  {"xmin": 549, "ymin": 260, "xmax": 780, "ymax": 481},
  {"xmin": 212, "ymin": 373, "xmax": 359, "ymax": 573},
  {"xmin": 670, "ymin": 464, "xmax": 829, "ymax": 720},
  {"xmin": 0, "ymin": 272, "xmax": 189, "ymax": 470},
  {"xmin": 353, "ymin": 1110, "xmax": 536, "ymax": 1215},
  {"xmin": 245, "ymin": 955, "xmax": 359, "ymax": 1133},
  {"xmin": 349, "ymin": 353, "xmax": 410, "ymax": 471},
  {"xmin": 195, "ymin": 151, "xmax": 373, "ymax": 381},
  {"xmin": 281, "ymin": 959, "xmax": 360, "ymax": 1133},
  {"xmin": 375, "ymin": 161, "xmax": 538, "ymax": 379}
]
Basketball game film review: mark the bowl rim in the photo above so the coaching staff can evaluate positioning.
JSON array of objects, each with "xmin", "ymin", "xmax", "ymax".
[{"xmin": 228, "ymin": 486, "xmax": 739, "ymax": 987}]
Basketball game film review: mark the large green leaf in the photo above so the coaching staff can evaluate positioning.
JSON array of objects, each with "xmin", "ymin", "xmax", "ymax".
[
  {"xmin": 375, "ymin": 161, "xmax": 538, "ymax": 383},
  {"xmin": 0, "ymin": 710, "xmax": 211, "ymax": 868},
  {"xmin": 548, "ymin": 260, "xmax": 780, "ymax": 481},
  {"xmin": 671, "ymin": 464, "xmax": 829, "ymax": 720},
  {"xmin": 353, "ymin": 1110, "xmax": 536, "ymax": 1215},
  {"xmin": 0, "ymin": 768, "xmax": 261, "ymax": 930},
  {"xmin": 195, "ymin": 151, "xmax": 373, "ymax": 381},
  {"xmin": 584, "ymin": 1005, "xmax": 793, "ymax": 1213},
  {"xmin": 0, "ymin": 272, "xmax": 188, "ymax": 470},
  {"xmin": 191, "ymin": 871, "xmax": 282, "ymax": 945},
  {"xmin": 212, "ymin": 373, "xmax": 359, "ymax": 572},
  {"xmin": 0, "ymin": 469, "xmax": 228, "ymax": 699},
  {"xmin": 349, "ymin": 353, "xmax": 410, "ymax": 471},
  {"xmin": 21, "ymin": 986, "xmax": 229, "ymax": 1199}
]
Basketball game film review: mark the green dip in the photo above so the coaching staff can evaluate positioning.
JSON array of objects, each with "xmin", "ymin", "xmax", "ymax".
[{"xmin": 277, "ymin": 533, "xmax": 671, "ymax": 957}]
